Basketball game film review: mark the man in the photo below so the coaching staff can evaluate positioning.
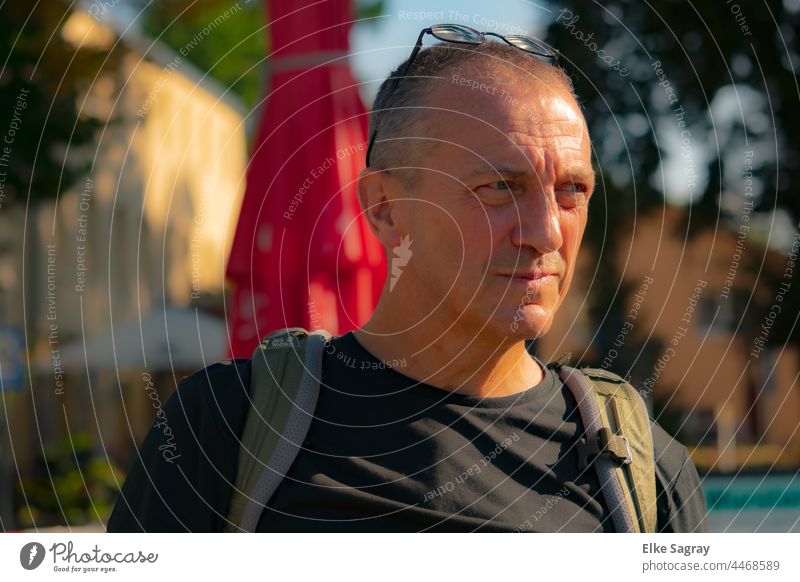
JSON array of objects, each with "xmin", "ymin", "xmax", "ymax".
[{"xmin": 107, "ymin": 25, "xmax": 707, "ymax": 533}]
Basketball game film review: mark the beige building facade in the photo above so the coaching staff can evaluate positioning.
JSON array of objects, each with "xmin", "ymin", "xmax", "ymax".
[{"xmin": 2, "ymin": 11, "xmax": 247, "ymax": 490}]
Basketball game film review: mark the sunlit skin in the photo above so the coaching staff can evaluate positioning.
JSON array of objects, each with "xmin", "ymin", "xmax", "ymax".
[{"xmin": 354, "ymin": 63, "xmax": 595, "ymax": 398}]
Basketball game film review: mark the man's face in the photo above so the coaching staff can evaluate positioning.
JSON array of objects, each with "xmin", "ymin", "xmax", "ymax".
[{"xmin": 386, "ymin": 67, "xmax": 595, "ymax": 340}]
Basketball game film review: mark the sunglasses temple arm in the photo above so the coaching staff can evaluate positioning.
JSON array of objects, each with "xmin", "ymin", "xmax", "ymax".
[
  {"xmin": 365, "ymin": 131, "xmax": 376, "ymax": 167},
  {"xmin": 398, "ymin": 29, "xmax": 428, "ymax": 78},
  {"xmin": 365, "ymin": 29, "xmax": 430, "ymax": 167}
]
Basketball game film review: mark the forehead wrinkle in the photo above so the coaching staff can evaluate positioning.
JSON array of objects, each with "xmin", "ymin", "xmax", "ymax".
[
  {"xmin": 506, "ymin": 134, "xmax": 585, "ymax": 153},
  {"xmin": 501, "ymin": 133, "xmax": 587, "ymax": 173},
  {"xmin": 507, "ymin": 144, "xmax": 590, "ymax": 189},
  {"xmin": 421, "ymin": 77, "xmax": 591, "ymax": 175},
  {"xmin": 505, "ymin": 116, "xmax": 586, "ymax": 143},
  {"xmin": 503, "ymin": 97, "xmax": 590, "ymax": 151}
]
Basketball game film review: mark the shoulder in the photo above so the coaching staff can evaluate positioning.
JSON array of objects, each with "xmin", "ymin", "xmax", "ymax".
[
  {"xmin": 567, "ymin": 367, "xmax": 702, "ymax": 509},
  {"xmin": 169, "ymin": 358, "xmax": 253, "ymax": 438},
  {"xmin": 650, "ymin": 419, "xmax": 709, "ymax": 532},
  {"xmin": 106, "ymin": 358, "xmax": 253, "ymax": 532},
  {"xmin": 650, "ymin": 419, "xmax": 689, "ymax": 483},
  {"xmin": 564, "ymin": 365, "xmax": 709, "ymax": 532}
]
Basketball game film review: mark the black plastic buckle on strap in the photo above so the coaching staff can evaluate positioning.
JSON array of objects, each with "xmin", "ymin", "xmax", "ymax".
[
  {"xmin": 546, "ymin": 352, "xmax": 573, "ymax": 370},
  {"xmin": 260, "ymin": 330, "xmax": 303, "ymax": 350},
  {"xmin": 576, "ymin": 427, "xmax": 633, "ymax": 470}
]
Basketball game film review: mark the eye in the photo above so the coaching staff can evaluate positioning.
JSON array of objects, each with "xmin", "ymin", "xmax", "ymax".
[
  {"xmin": 556, "ymin": 182, "xmax": 591, "ymax": 208},
  {"xmin": 474, "ymin": 179, "xmax": 516, "ymax": 204},
  {"xmin": 484, "ymin": 180, "xmax": 514, "ymax": 191}
]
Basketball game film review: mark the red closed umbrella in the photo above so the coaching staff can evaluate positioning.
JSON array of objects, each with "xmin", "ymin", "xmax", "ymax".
[{"xmin": 226, "ymin": 0, "xmax": 385, "ymax": 357}]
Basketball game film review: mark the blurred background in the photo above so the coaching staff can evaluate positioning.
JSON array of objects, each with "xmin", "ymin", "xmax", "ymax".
[{"xmin": 0, "ymin": 0, "xmax": 798, "ymax": 532}]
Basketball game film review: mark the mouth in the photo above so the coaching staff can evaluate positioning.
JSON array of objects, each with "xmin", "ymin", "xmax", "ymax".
[
  {"xmin": 499, "ymin": 272, "xmax": 559, "ymax": 281},
  {"xmin": 506, "ymin": 271, "xmax": 557, "ymax": 280},
  {"xmin": 497, "ymin": 272, "xmax": 560, "ymax": 293}
]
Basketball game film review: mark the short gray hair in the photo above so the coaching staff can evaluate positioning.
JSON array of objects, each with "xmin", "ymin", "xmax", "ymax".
[{"xmin": 368, "ymin": 41, "xmax": 576, "ymax": 176}]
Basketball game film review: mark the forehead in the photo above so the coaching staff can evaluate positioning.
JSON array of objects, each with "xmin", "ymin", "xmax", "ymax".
[{"xmin": 421, "ymin": 71, "xmax": 591, "ymax": 166}]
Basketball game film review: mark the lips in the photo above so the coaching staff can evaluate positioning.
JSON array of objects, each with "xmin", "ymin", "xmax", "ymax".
[{"xmin": 500, "ymin": 271, "xmax": 559, "ymax": 280}]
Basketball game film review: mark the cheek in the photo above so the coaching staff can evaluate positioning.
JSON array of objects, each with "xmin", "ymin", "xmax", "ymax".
[
  {"xmin": 457, "ymin": 207, "xmax": 506, "ymax": 278},
  {"xmin": 425, "ymin": 211, "xmax": 502, "ymax": 304},
  {"xmin": 407, "ymin": 204, "xmax": 468, "ymax": 277},
  {"xmin": 558, "ymin": 212, "xmax": 587, "ymax": 284},
  {"xmin": 564, "ymin": 211, "xmax": 587, "ymax": 251}
]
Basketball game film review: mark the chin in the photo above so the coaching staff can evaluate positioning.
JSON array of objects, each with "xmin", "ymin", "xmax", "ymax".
[
  {"xmin": 489, "ymin": 303, "xmax": 555, "ymax": 341},
  {"xmin": 510, "ymin": 322, "xmax": 552, "ymax": 341}
]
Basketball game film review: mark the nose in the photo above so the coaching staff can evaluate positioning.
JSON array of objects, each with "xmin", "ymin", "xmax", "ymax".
[{"xmin": 509, "ymin": 188, "xmax": 563, "ymax": 253}]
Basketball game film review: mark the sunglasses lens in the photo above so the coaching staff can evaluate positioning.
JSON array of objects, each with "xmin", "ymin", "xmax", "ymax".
[
  {"xmin": 430, "ymin": 24, "xmax": 483, "ymax": 44},
  {"xmin": 505, "ymin": 35, "xmax": 556, "ymax": 59}
]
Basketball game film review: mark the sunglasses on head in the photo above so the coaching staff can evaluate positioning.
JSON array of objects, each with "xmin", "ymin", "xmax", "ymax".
[{"xmin": 365, "ymin": 23, "xmax": 559, "ymax": 167}]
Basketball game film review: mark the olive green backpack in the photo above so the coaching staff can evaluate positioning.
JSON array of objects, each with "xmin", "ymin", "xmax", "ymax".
[{"xmin": 225, "ymin": 327, "xmax": 657, "ymax": 532}]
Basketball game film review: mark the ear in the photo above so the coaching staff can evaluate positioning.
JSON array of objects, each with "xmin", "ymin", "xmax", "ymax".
[{"xmin": 357, "ymin": 168, "xmax": 404, "ymax": 249}]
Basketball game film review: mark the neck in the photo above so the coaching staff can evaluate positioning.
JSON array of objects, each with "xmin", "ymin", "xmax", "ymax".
[{"xmin": 352, "ymin": 291, "xmax": 544, "ymax": 399}]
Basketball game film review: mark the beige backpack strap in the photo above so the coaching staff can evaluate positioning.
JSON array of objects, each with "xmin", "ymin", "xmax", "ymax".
[
  {"xmin": 556, "ymin": 364, "xmax": 657, "ymax": 533},
  {"xmin": 225, "ymin": 327, "xmax": 331, "ymax": 532}
]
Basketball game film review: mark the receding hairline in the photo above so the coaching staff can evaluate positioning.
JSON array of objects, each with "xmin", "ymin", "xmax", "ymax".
[
  {"xmin": 424, "ymin": 55, "xmax": 581, "ymax": 121},
  {"xmin": 368, "ymin": 42, "xmax": 578, "ymax": 175}
]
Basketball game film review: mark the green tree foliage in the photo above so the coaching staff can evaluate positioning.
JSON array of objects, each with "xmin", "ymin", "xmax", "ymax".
[
  {"xmin": 545, "ymin": 0, "xmax": 799, "ymax": 350},
  {"xmin": 17, "ymin": 433, "xmax": 123, "ymax": 528},
  {"xmin": 141, "ymin": 1, "xmax": 385, "ymax": 110},
  {"xmin": 0, "ymin": 1, "xmax": 117, "ymax": 205},
  {"xmin": 356, "ymin": 0, "xmax": 387, "ymax": 23},
  {"xmin": 141, "ymin": 0, "xmax": 267, "ymax": 110}
]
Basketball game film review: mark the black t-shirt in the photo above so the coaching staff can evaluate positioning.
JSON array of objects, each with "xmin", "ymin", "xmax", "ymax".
[{"xmin": 107, "ymin": 332, "xmax": 708, "ymax": 533}]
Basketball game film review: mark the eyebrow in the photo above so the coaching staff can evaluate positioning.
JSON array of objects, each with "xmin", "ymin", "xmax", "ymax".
[
  {"xmin": 464, "ymin": 164, "xmax": 596, "ymax": 186},
  {"xmin": 563, "ymin": 168, "xmax": 596, "ymax": 186},
  {"xmin": 463, "ymin": 165, "xmax": 532, "ymax": 182}
]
